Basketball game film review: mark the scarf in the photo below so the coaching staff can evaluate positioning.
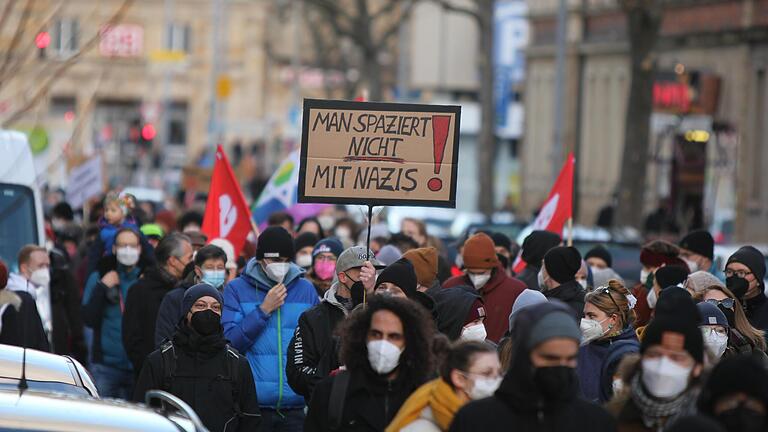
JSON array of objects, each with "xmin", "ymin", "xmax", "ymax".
[
  {"xmin": 385, "ymin": 378, "xmax": 465, "ymax": 432},
  {"xmin": 629, "ymin": 373, "xmax": 689, "ymax": 429}
]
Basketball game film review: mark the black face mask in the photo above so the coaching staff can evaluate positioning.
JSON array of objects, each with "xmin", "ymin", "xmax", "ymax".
[
  {"xmin": 349, "ymin": 281, "xmax": 366, "ymax": 307},
  {"xmin": 726, "ymin": 276, "xmax": 749, "ymax": 300},
  {"xmin": 716, "ymin": 403, "xmax": 765, "ymax": 432},
  {"xmin": 718, "ymin": 304, "xmax": 737, "ymax": 327},
  {"xmin": 190, "ymin": 309, "xmax": 222, "ymax": 336},
  {"xmin": 533, "ymin": 366, "xmax": 577, "ymax": 403}
]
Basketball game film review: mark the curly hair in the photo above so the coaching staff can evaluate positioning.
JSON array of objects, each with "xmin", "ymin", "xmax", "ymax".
[{"xmin": 338, "ymin": 296, "xmax": 435, "ymax": 385}]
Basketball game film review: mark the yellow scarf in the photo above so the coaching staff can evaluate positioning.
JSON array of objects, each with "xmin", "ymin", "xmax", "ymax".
[{"xmin": 386, "ymin": 378, "xmax": 466, "ymax": 432}]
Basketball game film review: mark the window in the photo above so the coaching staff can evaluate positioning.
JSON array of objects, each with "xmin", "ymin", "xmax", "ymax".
[
  {"xmin": 165, "ymin": 23, "xmax": 191, "ymax": 53},
  {"xmin": 0, "ymin": 184, "xmax": 38, "ymax": 268},
  {"xmin": 166, "ymin": 102, "xmax": 188, "ymax": 146},
  {"xmin": 49, "ymin": 96, "xmax": 76, "ymax": 118},
  {"xmin": 52, "ymin": 18, "xmax": 78, "ymax": 56}
]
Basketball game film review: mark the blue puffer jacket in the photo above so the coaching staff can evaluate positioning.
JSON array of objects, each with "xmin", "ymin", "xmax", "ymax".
[
  {"xmin": 223, "ymin": 259, "xmax": 320, "ymax": 409},
  {"xmin": 576, "ymin": 326, "xmax": 639, "ymax": 403}
]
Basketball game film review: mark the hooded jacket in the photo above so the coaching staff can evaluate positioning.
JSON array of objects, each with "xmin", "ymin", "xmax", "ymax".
[
  {"xmin": 82, "ymin": 256, "xmax": 142, "ymax": 369},
  {"xmin": 4, "ymin": 274, "xmax": 51, "ymax": 352},
  {"xmin": 449, "ymin": 302, "xmax": 616, "ymax": 432},
  {"xmin": 542, "ymin": 280, "xmax": 585, "ymax": 321},
  {"xmin": 133, "ymin": 324, "xmax": 261, "ymax": 432},
  {"xmin": 431, "ymin": 286, "xmax": 481, "ymax": 340},
  {"xmin": 286, "ymin": 282, "xmax": 349, "ymax": 403},
  {"xmin": 744, "ymin": 291, "xmax": 768, "ymax": 334},
  {"xmin": 122, "ymin": 266, "xmax": 178, "ymax": 374},
  {"xmin": 576, "ymin": 326, "xmax": 639, "ymax": 403},
  {"xmin": 222, "ymin": 259, "xmax": 319, "ymax": 409},
  {"xmin": 442, "ymin": 266, "xmax": 525, "ymax": 343}
]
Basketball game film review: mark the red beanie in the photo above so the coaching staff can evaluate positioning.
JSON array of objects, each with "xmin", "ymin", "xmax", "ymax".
[
  {"xmin": 462, "ymin": 233, "xmax": 499, "ymax": 269},
  {"xmin": 0, "ymin": 260, "xmax": 7, "ymax": 289}
]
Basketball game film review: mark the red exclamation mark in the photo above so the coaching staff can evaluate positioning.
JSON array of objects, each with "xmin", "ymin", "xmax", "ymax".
[{"xmin": 428, "ymin": 115, "xmax": 451, "ymax": 192}]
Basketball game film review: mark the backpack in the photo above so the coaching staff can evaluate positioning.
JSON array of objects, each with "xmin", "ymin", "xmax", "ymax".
[
  {"xmin": 160, "ymin": 341, "xmax": 242, "ymax": 416},
  {"xmin": 327, "ymin": 370, "xmax": 351, "ymax": 430}
]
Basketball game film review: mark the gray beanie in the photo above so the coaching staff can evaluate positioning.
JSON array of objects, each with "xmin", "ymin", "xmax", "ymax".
[
  {"xmin": 592, "ymin": 267, "xmax": 625, "ymax": 290},
  {"xmin": 509, "ymin": 289, "xmax": 548, "ymax": 331},
  {"xmin": 377, "ymin": 245, "xmax": 403, "ymax": 266},
  {"xmin": 526, "ymin": 309, "xmax": 581, "ymax": 350},
  {"xmin": 685, "ymin": 271, "xmax": 725, "ymax": 294},
  {"xmin": 182, "ymin": 283, "xmax": 224, "ymax": 315}
]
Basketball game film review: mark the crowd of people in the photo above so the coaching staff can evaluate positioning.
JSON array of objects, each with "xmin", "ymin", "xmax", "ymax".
[{"xmin": 1, "ymin": 190, "xmax": 767, "ymax": 432}]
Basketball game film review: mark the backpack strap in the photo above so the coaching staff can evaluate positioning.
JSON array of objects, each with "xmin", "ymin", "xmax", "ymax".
[
  {"xmin": 226, "ymin": 345, "xmax": 242, "ymax": 416},
  {"xmin": 160, "ymin": 341, "xmax": 177, "ymax": 392},
  {"xmin": 600, "ymin": 339, "xmax": 639, "ymax": 396},
  {"xmin": 328, "ymin": 370, "xmax": 351, "ymax": 430}
]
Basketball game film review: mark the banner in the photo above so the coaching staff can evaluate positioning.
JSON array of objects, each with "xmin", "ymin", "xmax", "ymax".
[
  {"xmin": 298, "ymin": 99, "xmax": 461, "ymax": 208},
  {"xmin": 251, "ymin": 150, "xmax": 330, "ymax": 228},
  {"xmin": 512, "ymin": 152, "xmax": 575, "ymax": 273},
  {"xmin": 66, "ymin": 155, "xmax": 103, "ymax": 209},
  {"xmin": 201, "ymin": 145, "xmax": 253, "ymax": 257}
]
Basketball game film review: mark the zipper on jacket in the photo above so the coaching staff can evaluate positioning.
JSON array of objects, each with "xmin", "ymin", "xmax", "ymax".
[
  {"xmin": 276, "ymin": 306, "xmax": 284, "ymax": 417},
  {"xmin": 537, "ymin": 400, "xmax": 544, "ymax": 426}
]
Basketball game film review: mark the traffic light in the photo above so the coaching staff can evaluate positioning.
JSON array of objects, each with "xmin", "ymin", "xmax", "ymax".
[
  {"xmin": 139, "ymin": 123, "xmax": 156, "ymax": 149},
  {"xmin": 35, "ymin": 31, "xmax": 50, "ymax": 59}
]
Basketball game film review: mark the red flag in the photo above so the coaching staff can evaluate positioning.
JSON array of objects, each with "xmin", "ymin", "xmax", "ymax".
[
  {"xmin": 202, "ymin": 145, "xmax": 253, "ymax": 257},
  {"xmin": 512, "ymin": 152, "xmax": 575, "ymax": 274}
]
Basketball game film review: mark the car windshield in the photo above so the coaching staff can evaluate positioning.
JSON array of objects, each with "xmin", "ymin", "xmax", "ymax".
[
  {"xmin": 0, "ymin": 184, "xmax": 37, "ymax": 268},
  {"xmin": 0, "ymin": 379, "xmax": 89, "ymax": 397}
]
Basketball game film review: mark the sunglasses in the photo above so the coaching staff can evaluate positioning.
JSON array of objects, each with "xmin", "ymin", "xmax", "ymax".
[
  {"xmin": 589, "ymin": 286, "xmax": 621, "ymax": 312},
  {"xmin": 705, "ymin": 298, "xmax": 736, "ymax": 310}
]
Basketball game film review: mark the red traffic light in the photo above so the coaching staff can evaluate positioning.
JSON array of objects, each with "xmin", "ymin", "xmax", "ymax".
[
  {"xmin": 141, "ymin": 124, "xmax": 156, "ymax": 141},
  {"xmin": 35, "ymin": 31, "xmax": 51, "ymax": 49}
]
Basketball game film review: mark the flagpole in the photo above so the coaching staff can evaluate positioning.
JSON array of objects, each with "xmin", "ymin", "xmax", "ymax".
[
  {"xmin": 567, "ymin": 217, "xmax": 573, "ymax": 247},
  {"xmin": 250, "ymin": 220, "xmax": 260, "ymax": 239}
]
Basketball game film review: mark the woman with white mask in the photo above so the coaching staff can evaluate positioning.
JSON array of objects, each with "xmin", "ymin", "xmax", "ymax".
[
  {"xmin": 607, "ymin": 290, "xmax": 705, "ymax": 432},
  {"xmin": 697, "ymin": 302, "xmax": 730, "ymax": 365},
  {"xmin": 576, "ymin": 280, "xmax": 640, "ymax": 403},
  {"xmin": 388, "ymin": 341, "xmax": 501, "ymax": 432},
  {"xmin": 304, "ymin": 296, "xmax": 435, "ymax": 432}
]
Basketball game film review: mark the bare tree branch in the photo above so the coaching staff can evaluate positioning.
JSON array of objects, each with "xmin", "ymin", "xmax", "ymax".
[
  {"xmin": 430, "ymin": 0, "xmax": 482, "ymax": 24},
  {"xmin": 371, "ymin": 0, "xmax": 399, "ymax": 20},
  {"xmin": 0, "ymin": 0, "xmax": 35, "ymax": 86},
  {"xmin": 0, "ymin": 0, "xmax": 20, "ymax": 44},
  {"xmin": 374, "ymin": 0, "xmax": 417, "ymax": 51},
  {"xmin": 2, "ymin": 0, "xmax": 135, "ymax": 127}
]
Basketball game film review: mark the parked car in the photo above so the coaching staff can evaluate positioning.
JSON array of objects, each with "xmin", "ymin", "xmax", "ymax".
[
  {"xmin": 0, "ymin": 344, "xmax": 97, "ymax": 398},
  {"xmin": 0, "ymin": 389, "xmax": 207, "ymax": 432}
]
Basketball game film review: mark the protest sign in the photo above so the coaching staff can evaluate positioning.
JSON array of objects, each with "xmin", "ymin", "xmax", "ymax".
[
  {"xmin": 298, "ymin": 99, "xmax": 461, "ymax": 208},
  {"xmin": 66, "ymin": 155, "xmax": 104, "ymax": 209}
]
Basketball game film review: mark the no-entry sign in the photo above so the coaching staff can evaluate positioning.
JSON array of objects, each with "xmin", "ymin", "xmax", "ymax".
[{"xmin": 298, "ymin": 99, "xmax": 461, "ymax": 208}]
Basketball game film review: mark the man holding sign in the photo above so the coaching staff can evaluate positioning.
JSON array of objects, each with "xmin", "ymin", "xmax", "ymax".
[{"xmin": 222, "ymin": 227, "xmax": 319, "ymax": 430}]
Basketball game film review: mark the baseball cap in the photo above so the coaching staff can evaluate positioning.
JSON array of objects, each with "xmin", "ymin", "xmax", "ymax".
[{"xmin": 336, "ymin": 246, "xmax": 384, "ymax": 273}]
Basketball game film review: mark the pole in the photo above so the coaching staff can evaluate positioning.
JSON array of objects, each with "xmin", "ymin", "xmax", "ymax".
[
  {"xmin": 364, "ymin": 204, "xmax": 374, "ymax": 305},
  {"xmin": 567, "ymin": 217, "xmax": 573, "ymax": 247},
  {"xmin": 207, "ymin": 0, "xmax": 224, "ymax": 148},
  {"xmin": 552, "ymin": 0, "xmax": 568, "ymax": 181}
]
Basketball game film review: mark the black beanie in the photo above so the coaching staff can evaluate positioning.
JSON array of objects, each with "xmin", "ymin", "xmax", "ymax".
[
  {"xmin": 726, "ymin": 246, "xmax": 766, "ymax": 286},
  {"xmin": 654, "ymin": 265, "xmax": 690, "ymax": 289},
  {"xmin": 294, "ymin": 232, "xmax": 319, "ymax": 252},
  {"xmin": 679, "ymin": 230, "xmax": 715, "ymax": 261},
  {"xmin": 641, "ymin": 315, "xmax": 704, "ymax": 363},
  {"xmin": 521, "ymin": 230, "xmax": 562, "ymax": 266},
  {"xmin": 182, "ymin": 283, "xmax": 224, "ymax": 315},
  {"xmin": 698, "ymin": 355, "xmax": 768, "ymax": 416},
  {"xmin": 376, "ymin": 258, "xmax": 418, "ymax": 299},
  {"xmin": 491, "ymin": 232, "xmax": 512, "ymax": 252},
  {"xmin": 655, "ymin": 286, "xmax": 699, "ymax": 325},
  {"xmin": 584, "ymin": 245, "xmax": 612, "ymax": 268},
  {"xmin": 256, "ymin": 227, "xmax": 295, "ymax": 260},
  {"xmin": 543, "ymin": 246, "xmax": 582, "ymax": 284}
]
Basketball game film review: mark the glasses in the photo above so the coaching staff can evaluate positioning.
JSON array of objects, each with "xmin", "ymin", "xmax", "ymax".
[
  {"xmin": 315, "ymin": 255, "xmax": 337, "ymax": 262},
  {"xmin": 589, "ymin": 286, "xmax": 621, "ymax": 312},
  {"xmin": 706, "ymin": 298, "xmax": 736, "ymax": 310},
  {"xmin": 724, "ymin": 269, "xmax": 753, "ymax": 278}
]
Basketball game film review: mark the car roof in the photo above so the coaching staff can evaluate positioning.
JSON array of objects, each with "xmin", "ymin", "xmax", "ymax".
[
  {"xmin": 0, "ymin": 345, "xmax": 78, "ymax": 386},
  {"xmin": 0, "ymin": 390, "xmax": 195, "ymax": 432}
]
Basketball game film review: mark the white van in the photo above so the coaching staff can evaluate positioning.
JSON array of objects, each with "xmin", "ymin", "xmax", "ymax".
[{"xmin": 0, "ymin": 129, "xmax": 45, "ymax": 268}]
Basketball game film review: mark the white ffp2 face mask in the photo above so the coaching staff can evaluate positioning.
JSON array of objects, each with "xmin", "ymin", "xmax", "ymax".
[
  {"xmin": 367, "ymin": 339, "xmax": 402, "ymax": 375},
  {"xmin": 265, "ymin": 262, "xmax": 290, "ymax": 284},
  {"xmin": 460, "ymin": 323, "xmax": 487, "ymax": 341},
  {"xmin": 646, "ymin": 288, "xmax": 658, "ymax": 309},
  {"xmin": 640, "ymin": 269, "xmax": 650, "ymax": 285},
  {"xmin": 469, "ymin": 273, "xmax": 491, "ymax": 290},
  {"xmin": 295, "ymin": 253, "xmax": 312, "ymax": 269},
  {"xmin": 641, "ymin": 356, "xmax": 693, "ymax": 399},
  {"xmin": 468, "ymin": 376, "xmax": 502, "ymax": 400},
  {"xmin": 701, "ymin": 327, "xmax": 728, "ymax": 359},
  {"xmin": 30, "ymin": 268, "xmax": 50, "ymax": 288},
  {"xmin": 116, "ymin": 246, "xmax": 140, "ymax": 267},
  {"xmin": 580, "ymin": 318, "xmax": 608, "ymax": 344}
]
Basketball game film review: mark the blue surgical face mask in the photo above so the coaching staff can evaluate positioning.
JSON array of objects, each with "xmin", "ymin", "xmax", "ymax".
[{"xmin": 202, "ymin": 269, "xmax": 226, "ymax": 288}]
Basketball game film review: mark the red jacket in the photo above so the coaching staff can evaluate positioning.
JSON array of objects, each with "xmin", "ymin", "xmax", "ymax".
[{"xmin": 443, "ymin": 266, "xmax": 526, "ymax": 343}]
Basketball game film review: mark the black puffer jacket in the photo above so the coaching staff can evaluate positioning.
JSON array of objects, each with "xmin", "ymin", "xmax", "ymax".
[
  {"xmin": 133, "ymin": 325, "xmax": 260, "ymax": 432},
  {"xmin": 286, "ymin": 283, "xmax": 348, "ymax": 403},
  {"xmin": 154, "ymin": 271, "xmax": 198, "ymax": 348},
  {"xmin": 305, "ymin": 368, "xmax": 418, "ymax": 432},
  {"xmin": 449, "ymin": 302, "xmax": 616, "ymax": 432},
  {"xmin": 49, "ymin": 248, "xmax": 87, "ymax": 364},
  {"xmin": 0, "ymin": 289, "xmax": 49, "ymax": 352},
  {"xmin": 122, "ymin": 266, "xmax": 178, "ymax": 374},
  {"xmin": 542, "ymin": 280, "xmax": 586, "ymax": 321}
]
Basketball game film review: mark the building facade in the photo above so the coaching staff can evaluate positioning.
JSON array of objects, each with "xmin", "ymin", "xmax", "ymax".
[{"xmin": 522, "ymin": 0, "xmax": 768, "ymax": 242}]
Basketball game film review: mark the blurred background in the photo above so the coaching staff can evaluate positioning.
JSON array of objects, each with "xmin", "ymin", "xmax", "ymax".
[{"xmin": 0, "ymin": 0, "xmax": 764, "ymax": 246}]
